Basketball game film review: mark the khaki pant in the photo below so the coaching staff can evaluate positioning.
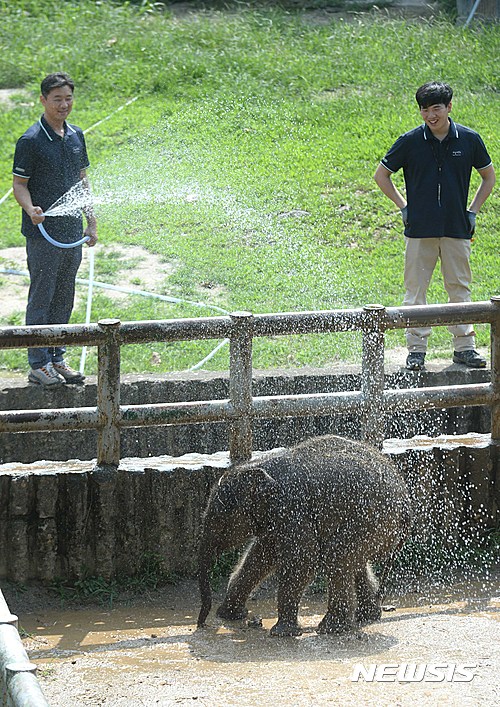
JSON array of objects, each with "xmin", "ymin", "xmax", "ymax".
[{"xmin": 403, "ymin": 237, "xmax": 475, "ymax": 353}]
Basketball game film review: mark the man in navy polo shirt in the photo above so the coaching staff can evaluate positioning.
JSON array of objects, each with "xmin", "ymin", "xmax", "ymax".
[
  {"xmin": 374, "ymin": 81, "xmax": 495, "ymax": 371},
  {"xmin": 13, "ymin": 72, "xmax": 97, "ymax": 387}
]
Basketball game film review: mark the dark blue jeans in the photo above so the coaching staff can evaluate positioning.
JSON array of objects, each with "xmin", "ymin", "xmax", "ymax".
[{"xmin": 25, "ymin": 236, "xmax": 82, "ymax": 368}]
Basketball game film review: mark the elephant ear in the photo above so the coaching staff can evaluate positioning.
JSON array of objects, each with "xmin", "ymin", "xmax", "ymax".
[{"xmin": 244, "ymin": 467, "xmax": 278, "ymax": 499}]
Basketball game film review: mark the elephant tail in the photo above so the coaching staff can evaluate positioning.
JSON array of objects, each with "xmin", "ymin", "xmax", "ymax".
[{"xmin": 197, "ymin": 578, "xmax": 212, "ymax": 628}]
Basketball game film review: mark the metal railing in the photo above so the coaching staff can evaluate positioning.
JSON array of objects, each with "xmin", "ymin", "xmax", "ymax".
[
  {"xmin": 0, "ymin": 591, "xmax": 49, "ymax": 707},
  {"xmin": 0, "ymin": 297, "xmax": 499, "ymax": 464}
]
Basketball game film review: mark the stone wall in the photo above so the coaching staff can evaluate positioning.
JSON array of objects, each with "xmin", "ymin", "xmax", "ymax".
[
  {"xmin": 0, "ymin": 365, "xmax": 491, "ymax": 464},
  {"xmin": 0, "ymin": 437, "xmax": 498, "ymax": 583}
]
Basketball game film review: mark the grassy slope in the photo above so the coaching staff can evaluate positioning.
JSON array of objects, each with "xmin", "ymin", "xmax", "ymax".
[{"xmin": 0, "ymin": 2, "xmax": 498, "ymax": 372}]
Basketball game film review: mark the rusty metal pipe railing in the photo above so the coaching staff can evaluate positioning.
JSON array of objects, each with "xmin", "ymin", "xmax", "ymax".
[
  {"xmin": 0, "ymin": 382, "xmax": 492, "ymax": 435},
  {"xmin": 0, "ymin": 407, "xmax": 98, "ymax": 433},
  {"xmin": 384, "ymin": 300, "xmax": 499, "ymax": 329},
  {"xmin": 118, "ymin": 316, "xmax": 232, "ymax": 343},
  {"xmin": 0, "ymin": 591, "xmax": 49, "ymax": 707},
  {"xmin": 119, "ymin": 391, "xmax": 366, "ymax": 429},
  {"xmin": 383, "ymin": 383, "xmax": 494, "ymax": 412},
  {"xmin": 120, "ymin": 400, "xmax": 235, "ymax": 427},
  {"xmin": 250, "ymin": 308, "xmax": 368, "ymax": 336},
  {"xmin": 0, "ymin": 299, "xmax": 499, "ymax": 466},
  {"xmin": 0, "ymin": 323, "xmax": 104, "ymax": 350},
  {"xmin": 0, "ymin": 301, "xmax": 498, "ymax": 349},
  {"xmin": 490, "ymin": 296, "xmax": 500, "ymax": 441}
]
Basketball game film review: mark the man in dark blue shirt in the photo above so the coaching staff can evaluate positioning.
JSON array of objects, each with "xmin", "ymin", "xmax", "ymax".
[
  {"xmin": 13, "ymin": 72, "xmax": 98, "ymax": 386},
  {"xmin": 374, "ymin": 82, "xmax": 495, "ymax": 370}
]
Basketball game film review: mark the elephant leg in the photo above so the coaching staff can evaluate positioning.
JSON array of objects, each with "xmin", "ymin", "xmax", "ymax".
[
  {"xmin": 270, "ymin": 562, "xmax": 315, "ymax": 637},
  {"xmin": 317, "ymin": 558, "xmax": 358, "ymax": 635},
  {"xmin": 217, "ymin": 537, "xmax": 277, "ymax": 621},
  {"xmin": 355, "ymin": 563, "xmax": 382, "ymax": 626}
]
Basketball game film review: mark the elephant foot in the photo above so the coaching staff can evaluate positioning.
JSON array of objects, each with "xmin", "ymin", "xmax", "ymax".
[
  {"xmin": 270, "ymin": 620, "xmax": 302, "ymax": 637},
  {"xmin": 216, "ymin": 603, "xmax": 249, "ymax": 621},
  {"xmin": 316, "ymin": 614, "xmax": 356, "ymax": 635}
]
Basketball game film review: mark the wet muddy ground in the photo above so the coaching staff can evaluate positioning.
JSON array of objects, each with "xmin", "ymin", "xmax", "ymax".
[{"xmin": 6, "ymin": 576, "xmax": 499, "ymax": 706}]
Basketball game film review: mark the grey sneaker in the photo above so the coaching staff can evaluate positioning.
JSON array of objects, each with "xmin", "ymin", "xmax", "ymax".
[
  {"xmin": 406, "ymin": 352, "xmax": 426, "ymax": 371},
  {"xmin": 453, "ymin": 350, "xmax": 487, "ymax": 368},
  {"xmin": 28, "ymin": 362, "xmax": 65, "ymax": 387},
  {"xmin": 53, "ymin": 360, "xmax": 85, "ymax": 383}
]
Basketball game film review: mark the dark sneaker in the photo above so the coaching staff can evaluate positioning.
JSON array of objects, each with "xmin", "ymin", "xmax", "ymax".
[
  {"xmin": 406, "ymin": 352, "xmax": 426, "ymax": 371},
  {"xmin": 53, "ymin": 360, "xmax": 86, "ymax": 383},
  {"xmin": 453, "ymin": 350, "xmax": 487, "ymax": 368},
  {"xmin": 28, "ymin": 362, "xmax": 65, "ymax": 387}
]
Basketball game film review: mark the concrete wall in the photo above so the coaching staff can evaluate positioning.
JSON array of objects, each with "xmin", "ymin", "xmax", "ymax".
[
  {"xmin": 0, "ymin": 366, "xmax": 496, "ymax": 583},
  {"xmin": 0, "ymin": 365, "xmax": 491, "ymax": 464},
  {"xmin": 0, "ymin": 437, "xmax": 498, "ymax": 583}
]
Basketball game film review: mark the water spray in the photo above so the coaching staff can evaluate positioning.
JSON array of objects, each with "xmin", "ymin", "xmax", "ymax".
[
  {"xmin": 1, "ymin": 97, "xmax": 140, "ymax": 376},
  {"xmin": 1, "ymin": 94, "xmax": 235, "ymax": 374},
  {"xmin": 80, "ymin": 245, "xmax": 95, "ymax": 374},
  {"xmin": 36, "ymin": 218, "xmax": 93, "ymax": 374}
]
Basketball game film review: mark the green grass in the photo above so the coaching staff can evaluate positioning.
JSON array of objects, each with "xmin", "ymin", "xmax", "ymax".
[
  {"xmin": 0, "ymin": 1, "xmax": 499, "ymax": 374},
  {"xmin": 388, "ymin": 526, "xmax": 500, "ymax": 592},
  {"xmin": 48, "ymin": 552, "xmax": 178, "ymax": 607}
]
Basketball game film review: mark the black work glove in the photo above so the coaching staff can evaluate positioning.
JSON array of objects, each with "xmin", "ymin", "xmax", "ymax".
[
  {"xmin": 467, "ymin": 210, "xmax": 477, "ymax": 236},
  {"xmin": 400, "ymin": 206, "xmax": 408, "ymax": 227}
]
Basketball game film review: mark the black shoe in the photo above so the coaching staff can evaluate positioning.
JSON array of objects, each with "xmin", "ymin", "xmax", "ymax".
[
  {"xmin": 453, "ymin": 350, "xmax": 487, "ymax": 368},
  {"xmin": 406, "ymin": 352, "xmax": 425, "ymax": 371}
]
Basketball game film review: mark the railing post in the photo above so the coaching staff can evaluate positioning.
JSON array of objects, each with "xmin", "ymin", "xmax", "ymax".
[
  {"xmin": 491, "ymin": 296, "xmax": 500, "ymax": 442},
  {"xmin": 361, "ymin": 304, "xmax": 386, "ymax": 449},
  {"xmin": 97, "ymin": 318, "xmax": 121, "ymax": 467},
  {"xmin": 229, "ymin": 311, "xmax": 254, "ymax": 464}
]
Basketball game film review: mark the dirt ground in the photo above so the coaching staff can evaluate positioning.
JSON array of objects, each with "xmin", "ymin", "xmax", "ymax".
[
  {"xmin": 5, "ymin": 575, "xmax": 499, "ymax": 707},
  {"xmin": 0, "ymin": 244, "xmax": 174, "ymax": 320}
]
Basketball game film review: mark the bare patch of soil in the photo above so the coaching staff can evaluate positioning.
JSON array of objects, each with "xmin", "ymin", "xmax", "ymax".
[
  {"xmin": 0, "ymin": 244, "xmax": 175, "ymax": 320},
  {"xmin": 0, "ymin": 88, "xmax": 34, "ymax": 109}
]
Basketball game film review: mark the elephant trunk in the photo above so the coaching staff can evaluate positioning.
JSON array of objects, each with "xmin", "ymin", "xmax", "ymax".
[{"xmin": 197, "ymin": 542, "xmax": 217, "ymax": 627}]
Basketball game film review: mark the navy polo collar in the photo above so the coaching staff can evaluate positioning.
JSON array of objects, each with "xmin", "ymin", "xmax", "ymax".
[
  {"xmin": 38, "ymin": 114, "xmax": 77, "ymax": 142},
  {"xmin": 422, "ymin": 118, "xmax": 459, "ymax": 141}
]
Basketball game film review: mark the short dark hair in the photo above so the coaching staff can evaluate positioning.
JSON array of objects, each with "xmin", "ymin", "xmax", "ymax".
[
  {"xmin": 415, "ymin": 82, "xmax": 453, "ymax": 109},
  {"xmin": 41, "ymin": 72, "xmax": 75, "ymax": 98}
]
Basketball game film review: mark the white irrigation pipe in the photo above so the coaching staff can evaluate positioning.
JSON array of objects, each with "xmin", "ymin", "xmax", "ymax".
[
  {"xmin": 80, "ymin": 247, "xmax": 95, "ymax": 374},
  {"xmin": 0, "ymin": 266, "xmax": 231, "ymax": 370},
  {"xmin": 190, "ymin": 338, "xmax": 230, "ymax": 371},
  {"xmin": 0, "ymin": 266, "xmax": 229, "ymax": 314},
  {"xmin": 0, "ymin": 187, "xmax": 12, "ymax": 206},
  {"xmin": 82, "ymin": 96, "xmax": 139, "ymax": 135},
  {"xmin": 464, "ymin": 0, "xmax": 482, "ymax": 27}
]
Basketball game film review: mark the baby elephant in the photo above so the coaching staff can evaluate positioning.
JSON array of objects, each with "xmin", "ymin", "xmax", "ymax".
[{"xmin": 197, "ymin": 434, "xmax": 412, "ymax": 637}]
